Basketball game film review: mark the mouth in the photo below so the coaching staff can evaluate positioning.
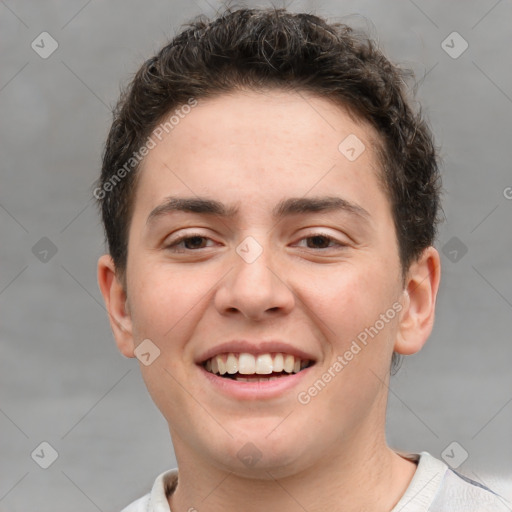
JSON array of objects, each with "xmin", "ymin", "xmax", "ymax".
[{"xmin": 201, "ymin": 352, "xmax": 315, "ymax": 382}]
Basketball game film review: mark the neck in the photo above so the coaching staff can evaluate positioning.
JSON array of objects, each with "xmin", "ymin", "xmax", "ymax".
[{"xmin": 168, "ymin": 428, "xmax": 417, "ymax": 512}]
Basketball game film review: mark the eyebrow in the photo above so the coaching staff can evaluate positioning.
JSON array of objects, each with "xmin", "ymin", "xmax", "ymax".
[{"xmin": 146, "ymin": 195, "xmax": 370, "ymax": 225}]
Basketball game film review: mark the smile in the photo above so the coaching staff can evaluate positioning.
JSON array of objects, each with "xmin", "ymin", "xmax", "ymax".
[{"xmin": 203, "ymin": 352, "xmax": 314, "ymax": 382}]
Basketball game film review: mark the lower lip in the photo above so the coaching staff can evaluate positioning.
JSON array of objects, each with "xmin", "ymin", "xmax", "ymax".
[{"xmin": 198, "ymin": 365, "xmax": 313, "ymax": 400}]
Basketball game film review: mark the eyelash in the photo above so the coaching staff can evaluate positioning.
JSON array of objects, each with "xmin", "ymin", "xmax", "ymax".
[{"xmin": 166, "ymin": 232, "xmax": 345, "ymax": 252}]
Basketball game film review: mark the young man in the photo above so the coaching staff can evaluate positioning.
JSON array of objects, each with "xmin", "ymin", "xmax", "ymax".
[{"xmin": 96, "ymin": 7, "xmax": 505, "ymax": 512}]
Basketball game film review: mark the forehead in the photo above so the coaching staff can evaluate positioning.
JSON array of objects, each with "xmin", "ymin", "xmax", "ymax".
[{"xmin": 132, "ymin": 89, "xmax": 387, "ymax": 222}]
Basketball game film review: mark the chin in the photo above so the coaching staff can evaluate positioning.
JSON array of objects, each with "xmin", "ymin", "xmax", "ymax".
[{"xmin": 205, "ymin": 431, "xmax": 310, "ymax": 479}]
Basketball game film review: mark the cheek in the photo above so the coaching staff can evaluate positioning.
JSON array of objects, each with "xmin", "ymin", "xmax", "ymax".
[
  {"xmin": 127, "ymin": 266, "xmax": 204, "ymax": 418},
  {"xmin": 303, "ymin": 260, "xmax": 400, "ymax": 353},
  {"xmin": 128, "ymin": 263, "xmax": 207, "ymax": 340}
]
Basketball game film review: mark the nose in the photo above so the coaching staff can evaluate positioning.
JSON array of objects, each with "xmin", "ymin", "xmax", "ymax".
[{"xmin": 214, "ymin": 236, "xmax": 295, "ymax": 321}]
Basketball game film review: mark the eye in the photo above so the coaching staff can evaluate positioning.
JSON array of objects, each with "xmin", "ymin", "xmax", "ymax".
[
  {"xmin": 165, "ymin": 232, "xmax": 346, "ymax": 252},
  {"xmin": 295, "ymin": 232, "xmax": 346, "ymax": 250},
  {"xmin": 165, "ymin": 233, "xmax": 215, "ymax": 252}
]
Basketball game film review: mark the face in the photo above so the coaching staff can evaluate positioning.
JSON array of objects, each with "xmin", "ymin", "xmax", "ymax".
[{"xmin": 100, "ymin": 89, "xmax": 435, "ymax": 478}]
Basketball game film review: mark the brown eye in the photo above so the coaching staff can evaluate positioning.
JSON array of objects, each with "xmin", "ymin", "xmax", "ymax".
[
  {"xmin": 296, "ymin": 232, "xmax": 344, "ymax": 250},
  {"xmin": 166, "ymin": 234, "xmax": 213, "ymax": 252},
  {"xmin": 181, "ymin": 236, "xmax": 208, "ymax": 249},
  {"xmin": 306, "ymin": 235, "xmax": 333, "ymax": 249}
]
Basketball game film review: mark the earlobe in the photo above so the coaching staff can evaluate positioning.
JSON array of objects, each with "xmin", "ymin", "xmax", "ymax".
[
  {"xmin": 97, "ymin": 254, "xmax": 135, "ymax": 358},
  {"xmin": 394, "ymin": 246, "xmax": 441, "ymax": 356}
]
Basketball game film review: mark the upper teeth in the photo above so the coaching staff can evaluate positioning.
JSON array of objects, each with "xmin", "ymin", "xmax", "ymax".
[{"xmin": 204, "ymin": 353, "xmax": 310, "ymax": 375}]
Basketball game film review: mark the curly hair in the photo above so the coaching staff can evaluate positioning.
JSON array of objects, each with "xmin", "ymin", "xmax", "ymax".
[{"xmin": 97, "ymin": 7, "xmax": 442, "ymax": 375}]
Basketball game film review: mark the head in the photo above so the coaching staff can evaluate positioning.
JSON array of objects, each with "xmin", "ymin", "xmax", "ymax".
[{"xmin": 97, "ymin": 7, "xmax": 441, "ymax": 476}]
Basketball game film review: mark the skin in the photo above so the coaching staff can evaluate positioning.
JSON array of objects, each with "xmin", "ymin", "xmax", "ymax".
[{"xmin": 98, "ymin": 89, "xmax": 441, "ymax": 512}]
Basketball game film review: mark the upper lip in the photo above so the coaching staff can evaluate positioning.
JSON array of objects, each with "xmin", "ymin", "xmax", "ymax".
[{"xmin": 196, "ymin": 340, "xmax": 317, "ymax": 365}]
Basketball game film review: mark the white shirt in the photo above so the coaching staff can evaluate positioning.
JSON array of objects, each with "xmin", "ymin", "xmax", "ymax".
[{"xmin": 121, "ymin": 451, "xmax": 507, "ymax": 511}]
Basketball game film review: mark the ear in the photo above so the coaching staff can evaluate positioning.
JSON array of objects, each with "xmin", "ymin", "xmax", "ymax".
[
  {"xmin": 97, "ymin": 254, "xmax": 135, "ymax": 358},
  {"xmin": 394, "ymin": 246, "xmax": 441, "ymax": 355}
]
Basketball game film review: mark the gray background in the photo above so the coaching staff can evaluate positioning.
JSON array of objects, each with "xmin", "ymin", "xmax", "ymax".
[{"xmin": 1, "ymin": 0, "xmax": 511, "ymax": 510}]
